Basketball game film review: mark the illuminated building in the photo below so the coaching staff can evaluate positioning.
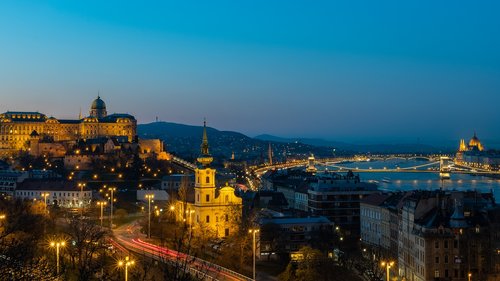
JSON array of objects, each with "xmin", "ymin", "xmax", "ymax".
[
  {"xmin": 15, "ymin": 179, "xmax": 92, "ymax": 208},
  {"xmin": 0, "ymin": 96, "xmax": 136, "ymax": 155},
  {"xmin": 175, "ymin": 121, "xmax": 242, "ymax": 237},
  {"xmin": 308, "ymin": 172, "xmax": 378, "ymax": 239},
  {"xmin": 458, "ymin": 132, "xmax": 484, "ymax": 152},
  {"xmin": 456, "ymin": 132, "xmax": 500, "ymax": 170}
]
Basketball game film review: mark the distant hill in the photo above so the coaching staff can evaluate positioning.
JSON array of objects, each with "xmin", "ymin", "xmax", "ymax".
[
  {"xmin": 138, "ymin": 122, "xmax": 450, "ymax": 162},
  {"xmin": 255, "ymin": 134, "xmax": 350, "ymax": 148},
  {"xmin": 137, "ymin": 122, "xmax": 335, "ymax": 162}
]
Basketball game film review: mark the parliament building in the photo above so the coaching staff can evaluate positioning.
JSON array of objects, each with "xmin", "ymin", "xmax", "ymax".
[{"xmin": 0, "ymin": 96, "xmax": 136, "ymax": 155}]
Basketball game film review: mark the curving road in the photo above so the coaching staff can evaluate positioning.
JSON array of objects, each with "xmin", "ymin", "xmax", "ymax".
[{"xmin": 112, "ymin": 222, "xmax": 252, "ymax": 281}]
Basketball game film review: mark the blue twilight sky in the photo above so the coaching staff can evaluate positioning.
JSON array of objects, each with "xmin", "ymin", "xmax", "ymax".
[{"xmin": 1, "ymin": 1, "xmax": 499, "ymax": 145}]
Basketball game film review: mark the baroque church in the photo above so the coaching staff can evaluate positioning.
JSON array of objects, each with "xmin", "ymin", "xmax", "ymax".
[
  {"xmin": 0, "ymin": 96, "xmax": 136, "ymax": 155},
  {"xmin": 175, "ymin": 121, "xmax": 242, "ymax": 237}
]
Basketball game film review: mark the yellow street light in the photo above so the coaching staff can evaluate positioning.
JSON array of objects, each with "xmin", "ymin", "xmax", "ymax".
[
  {"xmin": 96, "ymin": 201, "xmax": 107, "ymax": 227},
  {"xmin": 50, "ymin": 241, "xmax": 66, "ymax": 275},
  {"xmin": 381, "ymin": 260, "xmax": 395, "ymax": 281},
  {"xmin": 108, "ymin": 187, "xmax": 117, "ymax": 227},
  {"xmin": 118, "ymin": 256, "xmax": 135, "ymax": 281},
  {"xmin": 185, "ymin": 209, "xmax": 195, "ymax": 240},
  {"xmin": 145, "ymin": 194, "xmax": 155, "ymax": 238},
  {"xmin": 468, "ymin": 273, "xmax": 472, "ymax": 281},
  {"xmin": 248, "ymin": 228, "xmax": 260, "ymax": 281},
  {"xmin": 41, "ymin": 192, "xmax": 50, "ymax": 215}
]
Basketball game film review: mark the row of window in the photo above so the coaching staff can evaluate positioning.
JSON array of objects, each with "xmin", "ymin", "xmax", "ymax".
[
  {"xmin": 435, "ymin": 269, "xmax": 467, "ymax": 278},
  {"xmin": 17, "ymin": 191, "xmax": 90, "ymax": 198},
  {"xmin": 201, "ymin": 214, "xmax": 229, "ymax": 223}
]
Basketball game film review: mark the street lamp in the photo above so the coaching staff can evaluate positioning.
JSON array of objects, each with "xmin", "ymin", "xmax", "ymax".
[
  {"xmin": 381, "ymin": 260, "xmax": 395, "ymax": 281},
  {"xmin": 50, "ymin": 241, "xmax": 66, "ymax": 275},
  {"xmin": 249, "ymin": 228, "xmax": 260, "ymax": 281},
  {"xmin": 468, "ymin": 273, "xmax": 472, "ymax": 281},
  {"xmin": 169, "ymin": 205, "xmax": 175, "ymax": 222},
  {"xmin": 185, "ymin": 209, "xmax": 195, "ymax": 240},
  {"xmin": 145, "ymin": 194, "xmax": 154, "ymax": 238},
  {"xmin": 108, "ymin": 187, "xmax": 116, "ymax": 228},
  {"xmin": 118, "ymin": 256, "xmax": 135, "ymax": 281},
  {"xmin": 0, "ymin": 214, "xmax": 5, "ymax": 231},
  {"xmin": 41, "ymin": 192, "xmax": 50, "ymax": 215},
  {"xmin": 96, "ymin": 201, "xmax": 107, "ymax": 227},
  {"xmin": 78, "ymin": 182, "xmax": 86, "ymax": 216}
]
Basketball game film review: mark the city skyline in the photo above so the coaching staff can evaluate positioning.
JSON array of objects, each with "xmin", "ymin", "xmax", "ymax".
[{"xmin": 1, "ymin": 1, "xmax": 500, "ymax": 144}]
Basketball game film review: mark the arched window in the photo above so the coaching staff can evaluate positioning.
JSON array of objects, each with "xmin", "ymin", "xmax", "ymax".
[
  {"xmin": 206, "ymin": 215, "xmax": 210, "ymax": 223},
  {"xmin": 206, "ymin": 176, "xmax": 210, "ymax": 184}
]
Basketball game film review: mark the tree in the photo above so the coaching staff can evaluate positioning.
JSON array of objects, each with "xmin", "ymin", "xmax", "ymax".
[
  {"xmin": 278, "ymin": 246, "xmax": 365, "ymax": 281},
  {"xmin": 260, "ymin": 222, "xmax": 288, "ymax": 262},
  {"xmin": 0, "ymin": 199, "xmax": 56, "ymax": 280},
  {"xmin": 64, "ymin": 218, "xmax": 109, "ymax": 281}
]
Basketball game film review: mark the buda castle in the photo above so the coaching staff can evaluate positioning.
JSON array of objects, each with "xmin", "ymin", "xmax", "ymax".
[{"xmin": 0, "ymin": 96, "xmax": 136, "ymax": 155}]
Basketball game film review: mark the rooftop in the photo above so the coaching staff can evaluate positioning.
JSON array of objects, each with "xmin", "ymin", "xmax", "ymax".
[{"xmin": 16, "ymin": 179, "xmax": 91, "ymax": 191}]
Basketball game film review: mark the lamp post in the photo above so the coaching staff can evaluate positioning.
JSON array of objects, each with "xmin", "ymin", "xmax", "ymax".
[
  {"xmin": 41, "ymin": 192, "xmax": 50, "ymax": 215},
  {"xmin": 0, "ymin": 214, "xmax": 5, "ymax": 231},
  {"xmin": 249, "ymin": 228, "xmax": 260, "ymax": 281},
  {"xmin": 145, "ymin": 194, "xmax": 154, "ymax": 238},
  {"xmin": 50, "ymin": 241, "xmax": 65, "ymax": 275},
  {"xmin": 108, "ymin": 187, "xmax": 116, "ymax": 228},
  {"xmin": 97, "ymin": 201, "xmax": 107, "ymax": 227},
  {"xmin": 468, "ymin": 273, "xmax": 472, "ymax": 281},
  {"xmin": 78, "ymin": 183, "xmax": 86, "ymax": 216},
  {"xmin": 381, "ymin": 261, "xmax": 395, "ymax": 281},
  {"xmin": 118, "ymin": 256, "xmax": 135, "ymax": 281},
  {"xmin": 185, "ymin": 209, "xmax": 194, "ymax": 241},
  {"xmin": 169, "ymin": 205, "xmax": 175, "ymax": 222}
]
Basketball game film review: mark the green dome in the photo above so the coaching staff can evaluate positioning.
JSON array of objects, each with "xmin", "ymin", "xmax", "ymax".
[{"xmin": 91, "ymin": 96, "xmax": 106, "ymax": 110}]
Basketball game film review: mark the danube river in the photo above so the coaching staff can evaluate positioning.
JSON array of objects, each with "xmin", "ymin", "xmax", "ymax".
[{"xmin": 321, "ymin": 159, "xmax": 500, "ymax": 200}]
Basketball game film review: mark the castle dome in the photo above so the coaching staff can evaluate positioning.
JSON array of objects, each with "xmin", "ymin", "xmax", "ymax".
[
  {"xmin": 91, "ymin": 96, "xmax": 106, "ymax": 110},
  {"xmin": 89, "ymin": 95, "xmax": 108, "ymax": 119}
]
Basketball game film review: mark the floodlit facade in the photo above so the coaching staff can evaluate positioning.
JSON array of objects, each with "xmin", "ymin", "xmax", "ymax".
[
  {"xmin": 15, "ymin": 179, "xmax": 92, "ymax": 208},
  {"xmin": 0, "ymin": 96, "xmax": 136, "ymax": 155},
  {"xmin": 175, "ymin": 121, "xmax": 242, "ymax": 238}
]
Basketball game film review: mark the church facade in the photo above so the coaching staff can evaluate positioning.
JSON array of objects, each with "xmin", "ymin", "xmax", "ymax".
[
  {"xmin": 175, "ymin": 121, "xmax": 242, "ymax": 238},
  {"xmin": 0, "ymin": 96, "xmax": 136, "ymax": 155}
]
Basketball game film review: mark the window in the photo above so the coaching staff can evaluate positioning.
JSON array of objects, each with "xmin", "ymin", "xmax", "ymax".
[
  {"xmin": 197, "ymin": 194, "xmax": 200, "ymax": 202},
  {"xmin": 435, "ymin": 270, "xmax": 440, "ymax": 278},
  {"xmin": 225, "ymin": 228, "xmax": 229, "ymax": 236},
  {"xmin": 206, "ymin": 194, "xmax": 210, "ymax": 202},
  {"xmin": 444, "ymin": 240, "xmax": 448, "ymax": 248},
  {"xmin": 206, "ymin": 215, "xmax": 210, "ymax": 223},
  {"xmin": 206, "ymin": 176, "xmax": 210, "ymax": 184},
  {"xmin": 435, "ymin": 241, "xmax": 439, "ymax": 248},
  {"xmin": 225, "ymin": 214, "xmax": 229, "ymax": 222},
  {"xmin": 435, "ymin": 257, "xmax": 439, "ymax": 264},
  {"xmin": 444, "ymin": 255, "xmax": 448, "ymax": 264}
]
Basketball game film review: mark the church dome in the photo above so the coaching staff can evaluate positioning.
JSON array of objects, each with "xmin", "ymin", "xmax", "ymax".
[
  {"xmin": 91, "ymin": 96, "xmax": 106, "ymax": 110},
  {"xmin": 468, "ymin": 132, "xmax": 484, "ymax": 151}
]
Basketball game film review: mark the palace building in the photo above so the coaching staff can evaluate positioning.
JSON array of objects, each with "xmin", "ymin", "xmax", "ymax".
[
  {"xmin": 175, "ymin": 121, "xmax": 242, "ymax": 238},
  {"xmin": 0, "ymin": 96, "xmax": 136, "ymax": 155}
]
